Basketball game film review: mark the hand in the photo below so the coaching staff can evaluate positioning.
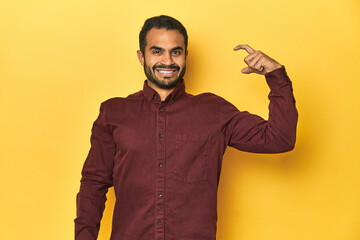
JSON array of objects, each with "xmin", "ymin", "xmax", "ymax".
[{"xmin": 233, "ymin": 44, "xmax": 282, "ymax": 75}]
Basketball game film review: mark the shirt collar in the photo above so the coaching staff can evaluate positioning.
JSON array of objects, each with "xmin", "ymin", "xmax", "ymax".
[{"xmin": 142, "ymin": 79, "xmax": 186, "ymax": 103}]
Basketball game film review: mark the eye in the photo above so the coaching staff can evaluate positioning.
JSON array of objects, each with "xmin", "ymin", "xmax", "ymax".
[
  {"xmin": 152, "ymin": 50, "xmax": 162, "ymax": 55},
  {"xmin": 172, "ymin": 50, "xmax": 181, "ymax": 55}
]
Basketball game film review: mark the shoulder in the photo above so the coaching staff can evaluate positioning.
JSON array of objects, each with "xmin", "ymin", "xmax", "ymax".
[
  {"xmin": 100, "ymin": 97, "xmax": 125, "ymax": 110},
  {"xmin": 183, "ymin": 92, "xmax": 237, "ymax": 115},
  {"xmin": 101, "ymin": 91, "xmax": 143, "ymax": 106},
  {"xmin": 126, "ymin": 90, "xmax": 144, "ymax": 99},
  {"xmin": 192, "ymin": 92, "xmax": 231, "ymax": 105},
  {"xmin": 191, "ymin": 92, "xmax": 240, "ymax": 115},
  {"xmin": 98, "ymin": 91, "xmax": 143, "ymax": 114}
]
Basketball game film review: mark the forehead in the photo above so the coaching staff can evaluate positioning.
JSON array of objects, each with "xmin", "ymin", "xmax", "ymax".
[{"xmin": 145, "ymin": 28, "xmax": 185, "ymax": 49}]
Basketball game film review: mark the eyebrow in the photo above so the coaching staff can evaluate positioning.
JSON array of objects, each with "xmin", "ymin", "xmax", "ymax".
[
  {"xmin": 150, "ymin": 46, "xmax": 164, "ymax": 51},
  {"xmin": 171, "ymin": 46, "xmax": 184, "ymax": 51},
  {"xmin": 149, "ymin": 46, "xmax": 184, "ymax": 51}
]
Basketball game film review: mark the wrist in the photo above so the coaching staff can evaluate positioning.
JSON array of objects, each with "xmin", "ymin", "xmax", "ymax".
[{"xmin": 270, "ymin": 63, "xmax": 282, "ymax": 72}]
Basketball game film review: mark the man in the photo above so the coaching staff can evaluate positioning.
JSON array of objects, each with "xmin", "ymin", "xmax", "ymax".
[{"xmin": 75, "ymin": 15, "xmax": 298, "ymax": 240}]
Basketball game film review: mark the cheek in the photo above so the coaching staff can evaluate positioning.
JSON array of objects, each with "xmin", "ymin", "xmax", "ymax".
[
  {"xmin": 145, "ymin": 58, "xmax": 158, "ymax": 69},
  {"xmin": 177, "ymin": 59, "xmax": 186, "ymax": 68},
  {"xmin": 144, "ymin": 60, "xmax": 154, "ymax": 70}
]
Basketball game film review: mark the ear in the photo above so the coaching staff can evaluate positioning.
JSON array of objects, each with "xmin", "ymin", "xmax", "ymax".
[{"xmin": 137, "ymin": 50, "xmax": 144, "ymax": 66}]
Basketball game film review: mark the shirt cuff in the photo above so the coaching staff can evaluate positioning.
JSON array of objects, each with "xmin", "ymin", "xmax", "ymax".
[{"xmin": 265, "ymin": 66, "xmax": 291, "ymax": 88}]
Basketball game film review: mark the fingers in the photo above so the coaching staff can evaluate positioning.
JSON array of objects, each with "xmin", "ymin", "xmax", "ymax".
[
  {"xmin": 254, "ymin": 59, "xmax": 264, "ymax": 72},
  {"xmin": 241, "ymin": 66, "xmax": 263, "ymax": 74},
  {"xmin": 251, "ymin": 54, "xmax": 265, "ymax": 72},
  {"xmin": 233, "ymin": 44, "xmax": 255, "ymax": 54},
  {"xmin": 234, "ymin": 45, "xmax": 263, "ymax": 73},
  {"xmin": 241, "ymin": 67, "xmax": 253, "ymax": 74},
  {"xmin": 244, "ymin": 51, "xmax": 265, "ymax": 73},
  {"xmin": 244, "ymin": 51, "xmax": 261, "ymax": 66},
  {"xmin": 234, "ymin": 44, "xmax": 280, "ymax": 74}
]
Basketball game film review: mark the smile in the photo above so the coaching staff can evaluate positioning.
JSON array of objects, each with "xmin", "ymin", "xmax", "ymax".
[{"xmin": 156, "ymin": 69, "xmax": 178, "ymax": 77}]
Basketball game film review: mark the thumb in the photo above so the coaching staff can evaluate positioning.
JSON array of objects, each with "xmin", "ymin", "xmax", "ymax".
[{"xmin": 241, "ymin": 67, "xmax": 254, "ymax": 74}]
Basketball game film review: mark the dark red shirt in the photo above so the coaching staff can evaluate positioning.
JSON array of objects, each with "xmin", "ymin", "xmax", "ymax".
[{"xmin": 75, "ymin": 67, "xmax": 297, "ymax": 240}]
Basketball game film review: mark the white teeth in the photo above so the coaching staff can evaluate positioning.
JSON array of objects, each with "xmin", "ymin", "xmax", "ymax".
[{"xmin": 158, "ymin": 70, "xmax": 174, "ymax": 74}]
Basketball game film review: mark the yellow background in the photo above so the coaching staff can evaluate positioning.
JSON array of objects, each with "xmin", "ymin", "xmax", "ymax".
[{"xmin": 1, "ymin": 0, "xmax": 359, "ymax": 239}]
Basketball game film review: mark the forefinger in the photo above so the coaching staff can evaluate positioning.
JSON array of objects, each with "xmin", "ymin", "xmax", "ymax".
[{"xmin": 233, "ymin": 44, "xmax": 255, "ymax": 54}]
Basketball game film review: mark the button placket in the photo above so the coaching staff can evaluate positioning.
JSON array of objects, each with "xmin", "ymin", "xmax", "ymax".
[{"xmin": 155, "ymin": 103, "xmax": 166, "ymax": 238}]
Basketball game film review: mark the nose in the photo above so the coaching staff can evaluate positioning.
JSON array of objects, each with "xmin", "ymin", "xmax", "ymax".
[{"xmin": 161, "ymin": 52, "xmax": 174, "ymax": 66}]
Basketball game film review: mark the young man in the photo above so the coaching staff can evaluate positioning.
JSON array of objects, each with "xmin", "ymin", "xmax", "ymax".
[{"xmin": 75, "ymin": 15, "xmax": 298, "ymax": 240}]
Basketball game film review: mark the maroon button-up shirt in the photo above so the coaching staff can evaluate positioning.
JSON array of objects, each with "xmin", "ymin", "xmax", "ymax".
[{"xmin": 75, "ymin": 67, "xmax": 298, "ymax": 240}]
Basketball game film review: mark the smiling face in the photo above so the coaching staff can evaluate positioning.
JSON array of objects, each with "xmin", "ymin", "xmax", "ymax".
[{"xmin": 137, "ymin": 28, "xmax": 187, "ymax": 90}]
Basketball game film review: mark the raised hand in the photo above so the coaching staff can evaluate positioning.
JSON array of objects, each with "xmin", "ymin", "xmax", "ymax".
[{"xmin": 233, "ymin": 44, "xmax": 282, "ymax": 75}]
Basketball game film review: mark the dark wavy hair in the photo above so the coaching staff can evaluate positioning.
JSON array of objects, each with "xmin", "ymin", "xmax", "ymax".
[{"xmin": 139, "ymin": 15, "xmax": 188, "ymax": 55}]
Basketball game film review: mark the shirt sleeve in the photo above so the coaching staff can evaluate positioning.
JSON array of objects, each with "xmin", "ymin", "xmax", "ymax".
[
  {"xmin": 220, "ymin": 66, "xmax": 298, "ymax": 153},
  {"xmin": 74, "ymin": 102, "xmax": 115, "ymax": 239}
]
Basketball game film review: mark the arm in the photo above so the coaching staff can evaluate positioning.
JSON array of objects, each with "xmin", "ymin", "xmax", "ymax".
[
  {"xmin": 221, "ymin": 45, "xmax": 298, "ymax": 153},
  {"xmin": 74, "ymin": 102, "xmax": 115, "ymax": 239}
]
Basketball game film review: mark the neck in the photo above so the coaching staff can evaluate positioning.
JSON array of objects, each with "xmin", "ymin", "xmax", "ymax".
[{"xmin": 147, "ymin": 80, "xmax": 176, "ymax": 101}]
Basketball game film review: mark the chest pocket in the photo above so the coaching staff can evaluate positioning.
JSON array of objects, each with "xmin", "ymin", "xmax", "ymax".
[{"xmin": 174, "ymin": 134, "xmax": 209, "ymax": 183}]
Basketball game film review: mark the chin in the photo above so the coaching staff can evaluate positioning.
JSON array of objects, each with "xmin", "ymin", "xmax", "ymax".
[{"xmin": 152, "ymin": 77, "xmax": 181, "ymax": 90}]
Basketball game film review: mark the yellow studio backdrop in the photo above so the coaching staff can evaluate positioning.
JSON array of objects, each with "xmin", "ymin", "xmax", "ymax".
[{"xmin": 0, "ymin": 0, "xmax": 359, "ymax": 239}]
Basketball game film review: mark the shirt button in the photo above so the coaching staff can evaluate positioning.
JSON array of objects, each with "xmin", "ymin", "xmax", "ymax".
[
  {"xmin": 157, "ymin": 220, "xmax": 162, "ymax": 225},
  {"xmin": 158, "ymin": 163, "xmax": 163, "ymax": 168},
  {"xmin": 148, "ymin": 98, "xmax": 152, "ymax": 102},
  {"xmin": 158, "ymin": 192, "xmax": 163, "ymax": 197},
  {"xmin": 154, "ymin": 95, "xmax": 158, "ymax": 99},
  {"xmin": 159, "ymin": 133, "xmax": 163, "ymax": 138},
  {"xmin": 159, "ymin": 108, "xmax": 164, "ymax": 113}
]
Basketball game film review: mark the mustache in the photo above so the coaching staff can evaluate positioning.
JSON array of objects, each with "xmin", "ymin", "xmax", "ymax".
[{"xmin": 153, "ymin": 64, "xmax": 180, "ymax": 71}]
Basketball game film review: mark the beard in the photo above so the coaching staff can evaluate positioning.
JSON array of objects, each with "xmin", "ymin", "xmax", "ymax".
[{"xmin": 144, "ymin": 61, "xmax": 186, "ymax": 90}]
